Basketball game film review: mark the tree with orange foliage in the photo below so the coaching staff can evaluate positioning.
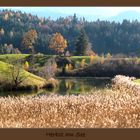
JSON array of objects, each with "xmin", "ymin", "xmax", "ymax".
[
  {"xmin": 90, "ymin": 55, "xmax": 94, "ymax": 64},
  {"xmin": 68, "ymin": 64, "xmax": 73, "ymax": 70},
  {"xmin": 21, "ymin": 29, "xmax": 38, "ymax": 53},
  {"xmin": 49, "ymin": 32, "xmax": 67, "ymax": 55}
]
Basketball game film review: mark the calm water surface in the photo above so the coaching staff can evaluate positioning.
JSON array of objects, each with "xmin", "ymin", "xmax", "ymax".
[{"xmin": 0, "ymin": 77, "xmax": 112, "ymax": 97}]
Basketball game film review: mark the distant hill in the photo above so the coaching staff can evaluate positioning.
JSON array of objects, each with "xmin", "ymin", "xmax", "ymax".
[
  {"xmin": 108, "ymin": 11, "xmax": 140, "ymax": 22},
  {"xmin": 2, "ymin": 8, "xmax": 140, "ymax": 22}
]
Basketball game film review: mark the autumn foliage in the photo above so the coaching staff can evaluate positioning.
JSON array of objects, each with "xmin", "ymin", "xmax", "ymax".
[
  {"xmin": 65, "ymin": 64, "xmax": 73, "ymax": 71},
  {"xmin": 23, "ymin": 61, "xmax": 29, "ymax": 71},
  {"xmin": 90, "ymin": 55, "xmax": 94, "ymax": 64},
  {"xmin": 22, "ymin": 29, "xmax": 38, "ymax": 53},
  {"xmin": 65, "ymin": 64, "xmax": 69, "ymax": 71},
  {"xmin": 49, "ymin": 32, "xmax": 67, "ymax": 55},
  {"xmin": 68, "ymin": 64, "xmax": 73, "ymax": 70}
]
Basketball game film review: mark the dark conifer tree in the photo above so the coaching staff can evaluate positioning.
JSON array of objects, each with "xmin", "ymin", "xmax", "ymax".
[{"xmin": 74, "ymin": 29, "xmax": 89, "ymax": 56}]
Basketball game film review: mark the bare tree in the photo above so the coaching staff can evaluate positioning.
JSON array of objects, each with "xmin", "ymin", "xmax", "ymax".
[
  {"xmin": 7, "ymin": 57, "xmax": 28, "ymax": 89},
  {"xmin": 39, "ymin": 58, "xmax": 57, "ymax": 79}
]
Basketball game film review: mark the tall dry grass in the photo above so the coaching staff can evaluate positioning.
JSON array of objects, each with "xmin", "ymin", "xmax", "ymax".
[
  {"xmin": 112, "ymin": 75, "xmax": 140, "ymax": 94},
  {"xmin": 0, "ymin": 83, "xmax": 139, "ymax": 128}
]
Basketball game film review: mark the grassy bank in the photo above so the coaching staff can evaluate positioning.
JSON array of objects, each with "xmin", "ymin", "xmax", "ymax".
[
  {"xmin": 0, "ymin": 61, "xmax": 46, "ymax": 90},
  {"xmin": 0, "ymin": 54, "xmax": 29, "ymax": 63},
  {"xmin": 0, "ymin": 54, "xmax": 53, "ymax": 66},
  {"xmin": 70, "ymin": 56, "xmax": 90, "ymax": 63}
]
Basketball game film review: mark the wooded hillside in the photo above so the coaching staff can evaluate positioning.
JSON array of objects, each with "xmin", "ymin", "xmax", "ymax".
[{"xmin": 0, "ymin": 10, "xmax": 140, "ymax": 56}]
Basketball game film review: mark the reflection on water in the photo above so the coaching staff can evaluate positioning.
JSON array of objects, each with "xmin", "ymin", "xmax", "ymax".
[
  {"xmin": 57, "ymin": 77, "xmax": 111, "ymax": 95},
  {"xmin": 0, "ymin": 77, "xmax": 111, "ymax": 97}
]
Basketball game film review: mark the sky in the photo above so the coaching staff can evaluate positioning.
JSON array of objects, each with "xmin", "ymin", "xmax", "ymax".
[{"xmin": 1, "ymin": 7, "xmax": 140, "ymax": 21}]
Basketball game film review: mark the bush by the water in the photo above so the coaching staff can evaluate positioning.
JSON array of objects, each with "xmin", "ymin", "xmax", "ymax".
[
  {"xmin": 43, "ymin": 78, "xmax": 59, "ymax": 89},
  {"xmin": 58, "ymin": 58, "xmax": 140, "ymax": 77},
  {"xmin": 0, "ymin": 80, "xmax": 41, "ymax": 92}
]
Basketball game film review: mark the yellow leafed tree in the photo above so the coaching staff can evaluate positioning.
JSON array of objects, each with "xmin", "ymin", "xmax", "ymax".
[
  {"xmin": 23, "ymin": 61, "xmax": 29, "ymax": 71},
  {"xmin": 90, "ymin": 55, "xmax": 94, "ymax": 64},
  {"xmin": 100, "ymin": 55, "xmax": 105, "ymax": 64},
  {"xmin": 65, "ymin": 64, "xmax": 69, "ymax": 71},
  {"xmin": 68, "ymin": 64, "xmax": 73, "ymax": 70}
]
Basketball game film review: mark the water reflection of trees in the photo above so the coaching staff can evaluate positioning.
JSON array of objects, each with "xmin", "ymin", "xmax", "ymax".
[{"xmin": 59, "ymin": 78, "xmax": 95, "ymax": 95}]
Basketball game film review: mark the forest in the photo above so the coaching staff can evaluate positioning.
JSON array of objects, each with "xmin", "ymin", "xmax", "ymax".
[{"xmin": 1, "ymin": 9, "xmax": 140, "ymax": 56}]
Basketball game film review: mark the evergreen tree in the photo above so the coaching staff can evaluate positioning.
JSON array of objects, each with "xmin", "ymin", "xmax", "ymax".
[
  {"xmin": 74, "ymin": 29, "xmax": 89, "ymax": 56},
  {"xmin": 72, "ymin": 13, "xmax": 78, "ymax": 25}
]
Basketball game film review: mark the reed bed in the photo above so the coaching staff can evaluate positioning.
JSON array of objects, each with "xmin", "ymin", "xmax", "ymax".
[
  {"xmin": 112, "ymin": 75, "xmax": 140, "ymax": 94},
  {"xmin": 0, "ymin": 81, "xmax": 139, "ymax": 128}
]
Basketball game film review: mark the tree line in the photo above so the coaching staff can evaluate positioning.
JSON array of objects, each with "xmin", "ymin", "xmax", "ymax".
[{"xmin": 0, "ymin": 9, "xmax": 140, "ymax": 56}]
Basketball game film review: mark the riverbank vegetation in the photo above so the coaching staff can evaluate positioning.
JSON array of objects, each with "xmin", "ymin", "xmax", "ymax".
[
  {"xmin": 1, "ymin": 54, "xmax": 140, "ymax": 78},
  {"xmin": 0, "ymin": 59, "xmax": 58, "ymax": 91},
  {"xmin": 0, "ymin": 75, "xmax": 139, "ymax": 128}
]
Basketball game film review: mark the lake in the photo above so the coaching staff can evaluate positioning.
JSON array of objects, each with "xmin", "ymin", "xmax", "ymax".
[{"xmin": 0, "ymin": 77, "xmax": 112, "ymax": 97}]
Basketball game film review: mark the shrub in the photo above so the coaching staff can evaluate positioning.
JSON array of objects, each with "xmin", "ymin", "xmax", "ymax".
[
  {"xmin": 81, "ymin": 59, "xmax": 86, "ymax": 68},
  {"xmin": 75, "ymin": 61, "xmax": 80, "ymax": 69},
  {"xmin": 43, "ymin": 78, "xmax": 59, "ymax": 89}
]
